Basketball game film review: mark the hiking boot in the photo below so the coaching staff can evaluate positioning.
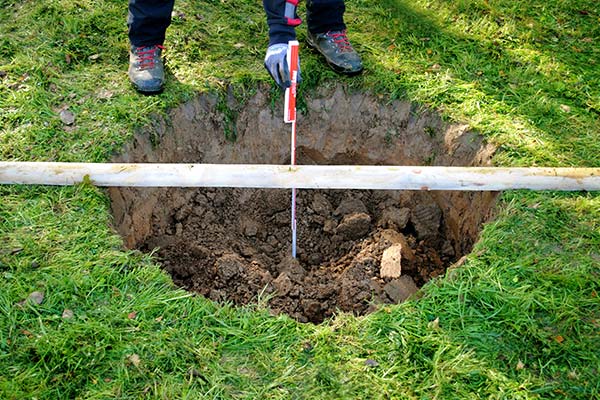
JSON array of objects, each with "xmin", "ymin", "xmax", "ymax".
[
  {"xmin": 306, "ymin": 30, "xmax": 363, "ymax": 75},
  {"xmin": 128, "ymin": 44, "xmax": 165, "ymax": 94}
]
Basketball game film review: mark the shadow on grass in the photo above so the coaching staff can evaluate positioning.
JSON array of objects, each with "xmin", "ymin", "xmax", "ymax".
[{"xmin": 352, "ymin": 0, "xmax": 599, "ymax": 166}]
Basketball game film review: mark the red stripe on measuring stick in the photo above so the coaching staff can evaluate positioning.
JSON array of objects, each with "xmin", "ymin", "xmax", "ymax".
[
  {"xmin": 284, "ymin": 40, "xmax": 300, "ymax": 258},
  {"xmin": 284, "ymin": 40, "xmax": 299, "ymax": 123}
]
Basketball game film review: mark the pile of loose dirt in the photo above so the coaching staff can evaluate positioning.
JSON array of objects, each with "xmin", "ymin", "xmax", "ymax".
[{"xmin": 142, "ymin": 188, "xmax": 456, "ymax": 323}]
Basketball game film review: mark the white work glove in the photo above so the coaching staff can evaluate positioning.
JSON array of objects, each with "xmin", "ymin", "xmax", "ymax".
[{"xmin": 264, "ymin": 43, "xmax": 301, "ymax": 89}]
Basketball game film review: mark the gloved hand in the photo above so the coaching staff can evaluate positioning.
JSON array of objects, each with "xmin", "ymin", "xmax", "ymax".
[{"xmin": 264, "ymin": 43, "xmax": 301, "ymax": 89}]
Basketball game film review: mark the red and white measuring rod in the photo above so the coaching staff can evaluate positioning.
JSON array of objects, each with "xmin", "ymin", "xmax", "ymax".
[
  {"xmin": 1, "ymin": 163, "xmax": 599, "ymax": 191},
  {"xmin": 284, "ymin": 40, "xmax": 300, "ymax": 258}
]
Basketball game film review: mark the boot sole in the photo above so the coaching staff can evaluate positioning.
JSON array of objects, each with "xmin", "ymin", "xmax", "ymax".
[
  {"xmin": 129, "ymin": 79, "xmax": 164, "ymax": 95},
  {"xmin": 133, "ymin": 85, "xmax": 164, "ymax": 95}
]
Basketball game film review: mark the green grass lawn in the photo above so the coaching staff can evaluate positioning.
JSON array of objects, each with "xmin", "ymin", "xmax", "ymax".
[{"xmin": 1, "ymin": 0, "xmax": 599, "ymax": 398}]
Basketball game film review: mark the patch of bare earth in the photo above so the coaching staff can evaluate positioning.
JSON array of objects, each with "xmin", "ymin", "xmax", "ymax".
[{"xmin": 110, "ymin": 84, "xmax": 497, "ymax": 323}]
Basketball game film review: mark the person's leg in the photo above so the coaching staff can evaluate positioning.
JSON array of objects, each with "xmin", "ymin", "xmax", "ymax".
[
  {"xmin": 305, "ymin": 0, "xmax": 345, "ymax": 35},
  {"xmin": 128, "ymin": 0, "xmax": 175, "ymax": 93},
  {"xmin": 128, "ymin": 0, "xmax": 175, "ymax": 47},
  {"xmin": 305, "ymin": 0, "xmax": 363, "ymax": 75}
]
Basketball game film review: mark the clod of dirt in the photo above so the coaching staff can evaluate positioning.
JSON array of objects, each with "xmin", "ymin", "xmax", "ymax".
[
  {"xmin": 241, "ymin": 217, "xmax": 260, "ymax": 237},
  {"xmin": 276, "ymin": 256, "xmax": 306, "ymax": 282},
  {"xmin": 335, "ymin": 212, "xmax": 371, "ymax": 240},
  {"xmin": 272, "ymin": 273, "xmax": 293, "ymax": 296},
  {"xmin": 109, "ymin": 83, "xmax": 497, "ymax": 323},
  {"xmin": 411, "ymin": 203, "xmax": 442, "ymax": 240},
  {"xmin": 384, "ymin": 276, "xmax": 419, "ymax": 303},
  {"xmin": 323, "ymin": 219, "xmax": 337, "ymax": 234},
  {"xmin": 337, "ymin": 263, "xmax": 373, "ymax": 312},
  {"xmin": 334, "ymin": 198, "xmax": 368, "ymax": 216},
  {"xmin": 215, "ymin": 254, "xmax": 245, "ymax": 283},
  {"xmin": 378, "ymin": 206, "xmax": 410, "ymax": 230},
  {"xmin": 310, "ymin": 193, "xmax": 333, "ymax": 216},
  {"xmin": 301, "ymin": 299, "xmax": 322, "ymax": 321}
]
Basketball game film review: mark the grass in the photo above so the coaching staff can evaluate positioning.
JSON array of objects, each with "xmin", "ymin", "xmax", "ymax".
[{"xmin": 1, "ymin": 0, "xmax": 599, "ymax": 398}]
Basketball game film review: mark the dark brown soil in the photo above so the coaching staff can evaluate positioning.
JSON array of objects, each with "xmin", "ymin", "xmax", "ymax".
[
  {"xmin": 140, "ymin": 188, "xmax": 458, "ymax": 323},
  {"xmin": 109, "ymin": 83, "xmax": 498, "ymax": 323}
]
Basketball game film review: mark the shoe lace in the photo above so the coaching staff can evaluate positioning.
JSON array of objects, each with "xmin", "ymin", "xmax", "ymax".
[
  {"xmin": 136, "ymin": 45, "xmax": 164, "ymax": 70},
  {"xmin": 328, "ymin": 30, "xmax": 352, "ymax": 52}
]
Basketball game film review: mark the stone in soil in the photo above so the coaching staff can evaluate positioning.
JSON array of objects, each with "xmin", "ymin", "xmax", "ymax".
[
  {"xmin": 380, "ymin": 244, "xmax": 403, "ymax": 279},
  {"xmin": 380, "ymin": 230, "xmax": 415, "ymax": 265}
]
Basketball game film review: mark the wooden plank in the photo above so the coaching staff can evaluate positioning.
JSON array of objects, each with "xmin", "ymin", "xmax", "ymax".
[{"xmin": 0, "ymin": 162, "xmax": 599, "ymax": 191}]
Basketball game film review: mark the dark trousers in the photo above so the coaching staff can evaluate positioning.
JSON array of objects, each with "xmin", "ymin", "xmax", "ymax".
[
  {"xmin": 306, "ymin": 0, "xmax": 345, "ymax": 34},
  {"xmin": 128, "ymin": 0, "xmax": 175, "ymax": 47},
  {"xmin": 128, "ymin": 0, "xmax": 345, "ymax": 47}
]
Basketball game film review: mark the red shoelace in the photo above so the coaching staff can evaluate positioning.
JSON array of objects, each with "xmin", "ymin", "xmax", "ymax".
[
  {"xmin": 329, "ymin": 30, "xmax": 352, "ymax": 52},
  {"xmin": 136, "ymin": 45, "xmax": 165, "ymax": 70}
]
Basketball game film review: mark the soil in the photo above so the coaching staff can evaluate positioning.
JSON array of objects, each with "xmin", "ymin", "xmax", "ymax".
[
  {"xmin": 109, "ymin": 83, "xmax": 498, "ymax": 323},
  {"xmin": 141, "ymin": 188, "xmax": 456, "ymax": 323}
]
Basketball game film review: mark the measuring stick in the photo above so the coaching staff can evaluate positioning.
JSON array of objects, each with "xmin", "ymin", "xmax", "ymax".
[{"xmin": 284, "ymin": 40, "xmax": 300, "ymax": 258}]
